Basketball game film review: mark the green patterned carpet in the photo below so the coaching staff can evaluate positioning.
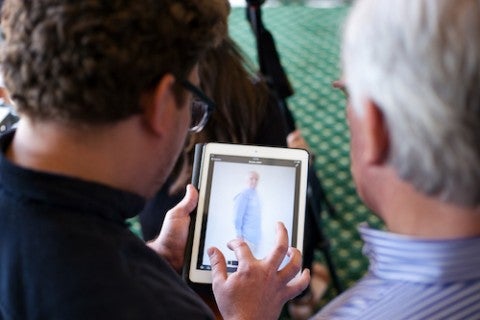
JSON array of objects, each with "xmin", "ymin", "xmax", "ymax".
[{"xmin": 229, "ymin": 4, "xmax": 384, "ymax": 310}]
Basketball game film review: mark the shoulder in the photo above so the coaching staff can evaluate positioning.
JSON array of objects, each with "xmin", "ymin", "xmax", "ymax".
[{"xmin": 0, "ymin": 214, "xmax": 212, "ymax": 319}]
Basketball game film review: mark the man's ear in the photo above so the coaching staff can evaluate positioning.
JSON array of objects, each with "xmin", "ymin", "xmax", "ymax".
[
  {"xmin": 141, "ymin": 74, "xmax": 177, "ymax": 136},
  {"xmin": 363, "ymin": 99, "xmax": 389, "ymax": 164}
]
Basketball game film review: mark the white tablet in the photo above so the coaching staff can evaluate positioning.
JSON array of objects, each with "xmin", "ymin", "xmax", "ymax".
[{"xmin": 185, "ymin": 142, "xmax": 309, "ymax": 284}]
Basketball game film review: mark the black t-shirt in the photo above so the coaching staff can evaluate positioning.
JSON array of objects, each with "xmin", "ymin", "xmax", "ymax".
[{"xmin": 0, "ymin": 131, "xmax": 214, "ymax": 320}]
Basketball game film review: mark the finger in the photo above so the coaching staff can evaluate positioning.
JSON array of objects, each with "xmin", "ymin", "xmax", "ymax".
[
  {"xmin": 283, "ymin": 268, "xmax": 311, "ymax": 301},
  {"xmin": 265, "ymin": 222, "xmax": 289, "ymax": 269},
  {"xmin": 277, "ymin": 247, "xmax": 304, "ymax": 284},
  {"xmin": 332, "ymin": 79, "xmax": 343, "ymax": 88},
  {"xmin": 287, "ymin": 129, "xmax": 300, "ymax": 145},
  {"xmin": 166, "ymin": 184, "xmax": 198, "ymax": 218},
  {"xmin": 181, "ymin": 184, "xmax": 199, "ymax": 212},
  {"xmin": 208, "ymin": 247, "xmax": 228, "ymax": 287},
  {"xmin": 227, "ymin": 238, "xmax": 255, "ymax": 266}
]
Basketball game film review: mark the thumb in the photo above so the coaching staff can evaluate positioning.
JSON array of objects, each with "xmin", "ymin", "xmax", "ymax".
[
  {"xmin": 166, "ymin": 184, "xmax": 198, "ymax": 218},
  {"xmin": 208, "ymin": 247, "xmax": 228, "ymax": 286}
]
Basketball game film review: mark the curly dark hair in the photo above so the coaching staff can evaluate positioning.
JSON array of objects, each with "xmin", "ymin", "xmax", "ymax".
[{"xmin": 0, "ymin": 0, "xmax": 228, "ymax": 124}]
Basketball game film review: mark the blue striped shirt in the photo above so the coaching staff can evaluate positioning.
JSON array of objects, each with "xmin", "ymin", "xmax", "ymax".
[{"xmin": 312, "ymin": 224, "xmax": 480, "ymax": 320}]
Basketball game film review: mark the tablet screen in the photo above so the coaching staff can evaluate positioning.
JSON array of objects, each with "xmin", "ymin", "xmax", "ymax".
[{"xmin": 187, "ymin": 143, "xmax": 308, "ymax": 283}]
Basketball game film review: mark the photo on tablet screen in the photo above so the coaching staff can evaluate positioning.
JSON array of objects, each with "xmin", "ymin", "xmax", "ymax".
[
  {"xmin": 186, "ymin": 143, "xmax": 308, "ymax": 284},
  {"xmin": 194, "ymin": 151, "xmax": 306, "ymax": 276}
]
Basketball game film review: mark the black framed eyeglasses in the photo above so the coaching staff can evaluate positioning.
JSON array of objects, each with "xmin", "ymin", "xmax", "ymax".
[{"xmin": 181, "ymin": 80, "xmax": 215, "ymax": 133}]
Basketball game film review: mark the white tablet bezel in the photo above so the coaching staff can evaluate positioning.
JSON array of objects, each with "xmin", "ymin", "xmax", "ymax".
[{"xmin": 187, "ymin": 142, "xmax": 309, "ymax": 284}]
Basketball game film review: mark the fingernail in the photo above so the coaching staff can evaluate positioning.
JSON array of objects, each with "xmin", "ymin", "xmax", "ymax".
[
  {"xmin": 276, "ymin": 221, "xmax": 284, "ymax": 230},
  {"xmin": 207, "ymin": 247, "xmax": 214, "ymax": 257}
]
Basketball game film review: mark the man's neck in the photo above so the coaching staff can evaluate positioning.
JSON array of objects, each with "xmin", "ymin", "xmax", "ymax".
[
  {"xmin": 6, "ymin": 117, "xmax": 157, "ymax": 197},
  {"xmin": 376, "ymin": 169, "xmax": 480, "ymax": 239}
]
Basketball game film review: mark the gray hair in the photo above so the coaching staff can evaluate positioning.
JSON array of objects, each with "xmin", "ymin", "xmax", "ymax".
[{"xmin": 342, "ymin": 0, "xmax": 480, "ymax": 207}]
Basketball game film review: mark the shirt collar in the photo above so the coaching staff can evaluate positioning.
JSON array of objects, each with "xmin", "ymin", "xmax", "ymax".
[
  {"xmin": 359, "ymin": 223, "xmax": 480, "ymax": 283},
  {"xmin": 0, "ymin": 130, "xmax": 146, "ymax": 223}
]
